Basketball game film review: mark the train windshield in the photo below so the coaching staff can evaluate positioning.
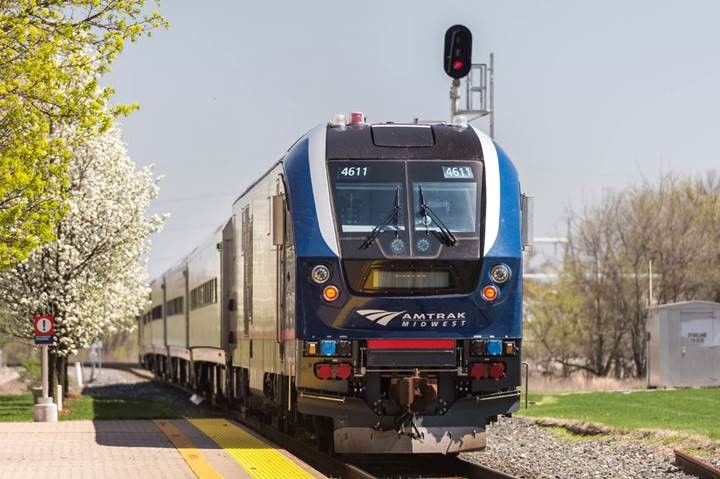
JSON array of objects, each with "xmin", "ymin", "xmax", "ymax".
[
  {"xmin": 329, "ymin": 162, "xmax": 406, "ymax": 234},
  {"xmin": 408, "ymin": 162, "xmax": 480, "ymax": 235},
  {"xmin": 329, "ymin": 160, "xmax": 482, "ymax": 261},
  {"xmin": 412, "ymin": 182, "xmax": 477, "ymax": 233}
]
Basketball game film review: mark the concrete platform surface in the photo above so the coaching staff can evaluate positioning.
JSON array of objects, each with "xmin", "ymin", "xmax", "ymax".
[
  {"xmin": 0, "ymin": 420, "xmax": 194, "ymax": 479},
  {"xmin": 0, "ymin": 419, "xmax": 325, "ymax": 479}
]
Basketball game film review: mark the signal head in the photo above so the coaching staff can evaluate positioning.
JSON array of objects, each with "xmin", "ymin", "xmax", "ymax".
[{"xmin": 444, "ymin": 25, "xmax": 472, "ymax": 79}]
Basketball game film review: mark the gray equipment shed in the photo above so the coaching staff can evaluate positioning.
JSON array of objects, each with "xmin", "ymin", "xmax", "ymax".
[{"xmin": 647, "ymin": 301, "xmax": 720, "ymax": 388}]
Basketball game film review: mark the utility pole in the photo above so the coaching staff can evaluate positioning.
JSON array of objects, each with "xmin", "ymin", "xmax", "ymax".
[{"xmin": 648, "ymin": 259, "xmax": 654, "ymax": 308}]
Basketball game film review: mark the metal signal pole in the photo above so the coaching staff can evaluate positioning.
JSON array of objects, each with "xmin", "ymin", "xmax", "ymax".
[{"xmin": 449, "ymin": 53, "xmax": 495, "ymax": 138}]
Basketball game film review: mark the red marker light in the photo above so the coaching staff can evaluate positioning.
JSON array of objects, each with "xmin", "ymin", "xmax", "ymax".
[
  {"xmin": 452, "ymin": 59, "xmax": 464, "ymax": 70},
  {"xmin": 315, "ymin": 363, "xmax": 333, "ymax": 380},
  {"xmin": 336, "ymin": 363, "xmax": 352, "ymax": 380},
  {"xmin": 470, "ymin": 363, "xmax": 486, "ymax": 380},
  {"xmin": 350, "ymin": 111, "xmax": 364, "ymax": 124},
  {"xmin": 489, "ymin": 362, "xmax": 506, "ymax": 381}
]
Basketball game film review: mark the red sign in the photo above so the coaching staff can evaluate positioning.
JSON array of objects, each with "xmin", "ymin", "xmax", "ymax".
[{"xmin": 34, "ymin": 314, "xmax": 55, "ymax": 344}]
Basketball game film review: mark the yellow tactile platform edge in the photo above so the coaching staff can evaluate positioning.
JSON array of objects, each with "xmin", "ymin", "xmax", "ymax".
[
  {"xmin": 190, "ymin": 418, "xmax": 315, "ymax": 479},
  {"xmin": 154, "ymin": 419, "xmax": 224, "ymax": 479}
]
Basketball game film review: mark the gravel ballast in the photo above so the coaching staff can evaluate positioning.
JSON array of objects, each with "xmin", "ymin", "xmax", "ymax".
[{"xmin": 462, "ymin": 416, "xmax": 697, "ymax": 479}]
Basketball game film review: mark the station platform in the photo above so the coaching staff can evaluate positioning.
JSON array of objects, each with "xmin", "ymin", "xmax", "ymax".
[{"xmin": 0, "ymin": 418, "xmax": 325, "ymax": 478}]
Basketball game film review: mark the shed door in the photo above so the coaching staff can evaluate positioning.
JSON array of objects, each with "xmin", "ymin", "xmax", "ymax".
[{"xmin": 679, "ymin": 312, "xmax": 719, "ymax": 386}]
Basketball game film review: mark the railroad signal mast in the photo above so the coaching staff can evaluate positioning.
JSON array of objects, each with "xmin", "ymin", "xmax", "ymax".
[
  {"xmin": 444, "ymin": 25, "xmax": 495, "ymax": 137},
  {"xmin": 444, "ymin": 27, "xmax": 533, "ymax": 259}
]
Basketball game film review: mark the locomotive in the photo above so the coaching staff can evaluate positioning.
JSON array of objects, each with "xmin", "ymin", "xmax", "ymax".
[{"xmin": 140, "ymin": 113, "xmax": 527, "ymax": 454}]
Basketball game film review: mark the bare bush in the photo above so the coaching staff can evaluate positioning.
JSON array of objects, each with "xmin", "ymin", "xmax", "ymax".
[{"xmin": 526, "ymin": 172, "xmax": 720, "ymax": 377}]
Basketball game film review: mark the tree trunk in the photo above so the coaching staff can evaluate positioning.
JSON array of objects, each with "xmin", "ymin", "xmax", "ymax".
[
  {"xmin": 62, "ymin": 356, "xmax": 69, "ymax": 398},
  {"xmin": 57, "ymin": 356, "xmax": 67, "ymax": 398},
  {"xmin": 48, "ymin": 352, "xmax": 57, "ymax": 395},
  {"xmin": 48, "ymin": 352, "xmax": 68, "ymax": 398}
]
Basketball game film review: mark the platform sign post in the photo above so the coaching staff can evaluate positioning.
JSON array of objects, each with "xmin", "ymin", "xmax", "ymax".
[{"xmin": 33, "ymin": 314, "xmax": 57, "ymax": 422}]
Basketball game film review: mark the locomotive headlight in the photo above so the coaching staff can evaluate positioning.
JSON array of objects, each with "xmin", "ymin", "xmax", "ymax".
[
  {"xmin": 470, "ymin": 339, "xmax": 485, "ymax": 356},
  {"xmin": 311, "ymin": 265, "xmax": 331, "ymax": 284},
  {"xmin": 490, "ymin": 264, "xmax": 511, "ymax": 284},
  {"xmin": 336, "ymin": 340, "xmax": 352, "ymax": 357}
]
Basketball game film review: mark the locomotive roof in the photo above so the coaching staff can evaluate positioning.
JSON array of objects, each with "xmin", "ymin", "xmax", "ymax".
[{"xmin": 325, "ymin": 123, "xmax": 484, "ymax": 160}]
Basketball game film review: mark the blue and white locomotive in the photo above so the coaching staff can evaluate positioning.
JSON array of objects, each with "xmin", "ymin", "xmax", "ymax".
[{"xmin": 140, "ymin": 112, "xmax": 526, "ymax": 454}]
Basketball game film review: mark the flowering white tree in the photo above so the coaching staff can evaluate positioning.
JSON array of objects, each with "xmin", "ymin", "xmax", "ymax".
[{"xmin": 0, "ymin": 122, "xmax": 163, "ymax": 387}]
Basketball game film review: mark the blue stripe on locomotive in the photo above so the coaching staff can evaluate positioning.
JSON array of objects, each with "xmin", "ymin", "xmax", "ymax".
[
  {"xmin": 283, "ymin": 136, "xmax": 338, "ymax": 258},
  {"xmin": 284, "ymin": 132, "xmax": 522, "ymax": 340},
  {"xmin": 487, "ymin": 142, "xmax": 522, "ymax": 259}
]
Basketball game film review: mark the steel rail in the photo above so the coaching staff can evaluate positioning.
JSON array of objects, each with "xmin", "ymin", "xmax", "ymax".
[
  {"xmin": 346, "ymin": 453, "xmax": 520, "ymax": 479},
  {"xmin": 674, "ymin": 449, "xmax": 720, "ymax": 479},
  {"xmin": 451, "ymin": 458, "xmax": 519, "ymax": 479},
  {"xmin": 411, "ymin": 454, "xmax": 519, "ymax": 479}
]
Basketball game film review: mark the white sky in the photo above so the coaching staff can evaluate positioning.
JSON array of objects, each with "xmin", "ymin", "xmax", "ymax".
[{"xmin": 106, "ymin": 1, "xmax": 720, "ymax": 277}]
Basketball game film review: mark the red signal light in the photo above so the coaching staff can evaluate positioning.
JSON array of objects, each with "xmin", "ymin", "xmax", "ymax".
[{"xmin": 444, "ymin": 25, "xmax": 472, "ymax": 79}]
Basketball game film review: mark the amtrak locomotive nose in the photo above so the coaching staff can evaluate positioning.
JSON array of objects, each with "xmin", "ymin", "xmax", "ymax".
[
  {"xmin": 283, "ymin": 117, "xmax": 524, "ymax": 453},
  {"xmin": 140, "ymin": 114, "xmax": 525, "ymax": 455}
]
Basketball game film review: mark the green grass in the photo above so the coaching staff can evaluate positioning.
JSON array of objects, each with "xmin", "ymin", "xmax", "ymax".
[
  {"xmin": 0, "ymin": 393, "xmax": 34, "ymax": 421},
  {"xmin": 0, "ymin": 393, "xmax": 219, "ymax": 422},
  {"xmin": 518, "ymin": 388, "xmax": 720, "ymax": 439}
]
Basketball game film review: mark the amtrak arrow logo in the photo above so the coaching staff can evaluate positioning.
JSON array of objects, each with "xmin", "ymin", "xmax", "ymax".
[{"xmin": 357, "ymin": 309, "xmax": 406, "ymax": 326}]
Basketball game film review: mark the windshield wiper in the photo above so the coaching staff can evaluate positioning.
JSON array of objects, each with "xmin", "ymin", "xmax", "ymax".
[
  {"xmin": 360, "ymin": 186, "xmax": 401, "ymax": 250},
  {"xmin": 418, "ymin": 185, "xmax": 457, "ymax": 246}
]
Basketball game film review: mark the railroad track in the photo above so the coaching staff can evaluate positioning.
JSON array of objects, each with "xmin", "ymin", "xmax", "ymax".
[{"xmin": 674, "ymin": 450, "xmax": 720, "ymax": 479}]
